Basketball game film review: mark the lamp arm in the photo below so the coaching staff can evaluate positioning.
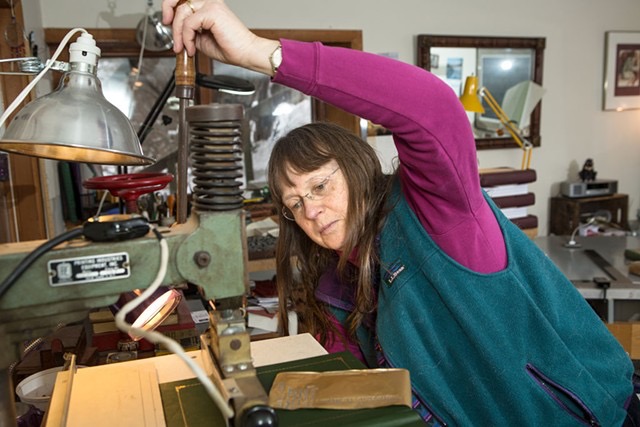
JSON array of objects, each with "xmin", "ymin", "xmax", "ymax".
[
  {"xmin": 564, "ymin": 216, "xmax": 601, "ymax": 248},
  {"xmin": 481, "ymin": 87, "xmax": 533, "ymax": 169},
  {"xmin": 481, "ymin": 87, "xmax": 525, "ymax": 147}
]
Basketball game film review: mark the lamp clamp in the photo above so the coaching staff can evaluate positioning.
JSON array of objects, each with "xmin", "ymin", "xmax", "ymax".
[
  {"xmin": 0, "ymin": 57, "xmax": 69, "ymax": 75},
  {"xmin": 0, "ymin": 31, "xmax": 99, "ymax": 77}
]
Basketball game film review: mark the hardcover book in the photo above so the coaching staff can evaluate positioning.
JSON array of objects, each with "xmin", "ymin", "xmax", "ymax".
[
  {"xmin": 479, "ymin": 167, "xmax": 537, "ymax": 187},
  {"xmin": 483, "ymin": 183, "xmax": 529, "ymax": 198},
  {"xmin": 160, "ymin": 351, "xmax": 424, "ymax": 426},
  {"xmin": 500, "ymin": 206, "xmax": 529, "ymax": 220},
  {"xmin": 511, "ymin": 214, "xmax": 538, "ymax": 230},
  {"xmin": 491, "ymin": 192, "xmax": 535, "ymax": 209}
]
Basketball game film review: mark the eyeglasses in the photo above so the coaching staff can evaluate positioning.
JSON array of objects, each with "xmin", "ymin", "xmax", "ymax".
[{"xmin": 281, "ymin": 167, "xmax": 340, "ymax": 221}]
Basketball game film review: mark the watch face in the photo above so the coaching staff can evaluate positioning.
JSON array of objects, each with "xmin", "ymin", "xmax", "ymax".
[{"xmin": 271, "ymin": 46, "xmax": 283, "ymax": 70}]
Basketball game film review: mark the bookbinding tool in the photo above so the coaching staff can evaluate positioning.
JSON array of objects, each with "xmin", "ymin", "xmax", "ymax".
[{"xmin": 0, "ymin": 16, "xmax": 275, "ymax": 427}]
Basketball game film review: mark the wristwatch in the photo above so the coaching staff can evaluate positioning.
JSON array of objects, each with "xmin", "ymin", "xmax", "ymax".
[{"xmin": 269, "ymin": 44, "xmax": 283, "ymax": 75}]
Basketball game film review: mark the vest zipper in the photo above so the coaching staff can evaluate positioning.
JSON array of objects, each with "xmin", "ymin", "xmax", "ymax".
[{"xmin": 526, "ymin": 363, "xmax": 600, "ymax": 426}]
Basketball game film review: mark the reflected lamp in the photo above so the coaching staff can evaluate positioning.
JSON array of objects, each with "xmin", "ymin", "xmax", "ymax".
[
  {"xmin": 460, "ymin": 75, "xmax": 543, "ymax": 170},
  {"xmin": 0, "ymin": 28, "xmax": 154, "ymax": 165}
]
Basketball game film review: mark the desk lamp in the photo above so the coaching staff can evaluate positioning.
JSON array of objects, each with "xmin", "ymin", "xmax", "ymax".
[
  {"xmin": 0, "ymin": 29, "xmax": 153, "ymax": 165},
  {"xmin": 564, "ymin": 211, "xmax": 614, "ymax": 248},
  {"xmin": 0, "ymin": 26, "xmax": 274, "ymax": 426},
  {"xmin": 564, "ymin": 216, "xmax": 600, "ymax": 248},
  {"xmin": 459, "ymin": 75, "xmax": 543, "ymax": 170}
]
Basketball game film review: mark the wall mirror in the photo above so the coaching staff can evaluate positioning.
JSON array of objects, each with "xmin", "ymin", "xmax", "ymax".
[{"xmin": 417, "ymin": 35, "xmax": 545, "ymax": 150}]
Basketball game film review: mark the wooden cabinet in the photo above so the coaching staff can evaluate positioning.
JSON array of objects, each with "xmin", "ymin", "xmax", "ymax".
[{"xmin": 549, "ymin": 194, "xmax": 629, "ymax": 235}]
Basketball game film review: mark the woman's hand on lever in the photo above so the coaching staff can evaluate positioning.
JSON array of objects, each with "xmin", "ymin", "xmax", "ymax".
[{"xmin": 161, "ymin": 0, "xmax": 280, "ymax": 76}]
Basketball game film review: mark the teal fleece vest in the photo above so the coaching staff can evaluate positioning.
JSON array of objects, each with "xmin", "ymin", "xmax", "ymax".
[{"xmin": 376, "ymin": 187, "xmax": 633, "ymax": 426}]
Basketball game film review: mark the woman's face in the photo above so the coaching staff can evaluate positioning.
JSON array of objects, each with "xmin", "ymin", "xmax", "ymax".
[{"xmin": 280, "ymin": 161, "xmax": 349, "ymax": 251}]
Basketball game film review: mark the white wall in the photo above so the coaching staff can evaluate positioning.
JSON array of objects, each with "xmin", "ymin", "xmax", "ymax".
[{"xmin": 33, "ymin": 0, "xmax": 640, "ymax": 236}]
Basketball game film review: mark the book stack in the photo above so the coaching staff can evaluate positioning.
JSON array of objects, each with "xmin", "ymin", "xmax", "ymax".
[
  {"xmin": 479, "ymin": 167, "xmax": 538, "ymax": 238},
  {"xmin": 160, "ymin": 351, "xmax": 425, "ymax": 426},
  {"xmin": 89, "ymin": 294, "xmax": 200, "ymax": 361}
]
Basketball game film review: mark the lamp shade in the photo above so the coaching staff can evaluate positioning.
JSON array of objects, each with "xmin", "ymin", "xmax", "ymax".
[
  {"xmin": 501, "ymin": 80, "xmax": 545, "ymax": 130},
  {"xmin": 136, "ymin": 11, "xmax": 173, "ymax": 52},
  {"xmin": 459, "ymin": 75, "xmax": 485, "ymax": 113},
  {"xmin": 0, "ymin": 33, "xmax": 154, "ymax": 165},
  {"xmin": 111, "ymin": 287, "xmax": 182, "ymax": 341}
]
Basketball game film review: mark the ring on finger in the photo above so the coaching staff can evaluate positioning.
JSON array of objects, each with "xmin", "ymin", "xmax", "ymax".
[{"xmin": 185, "ymin": 0, "xmax": 196, "ymax": 14}]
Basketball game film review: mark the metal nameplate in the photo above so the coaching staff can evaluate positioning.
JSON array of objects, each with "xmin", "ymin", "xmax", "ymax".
[{"xmin": 48, "ymin": 252, "xmax": 130, "ymax": 286}]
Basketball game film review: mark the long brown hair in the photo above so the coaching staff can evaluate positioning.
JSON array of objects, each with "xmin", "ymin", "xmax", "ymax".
[{"xmin": 267, "ymin": 122, "xmax": 392, "ymax": 343}]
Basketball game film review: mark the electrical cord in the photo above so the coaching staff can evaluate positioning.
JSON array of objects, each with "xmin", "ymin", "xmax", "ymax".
[
  {"xmin": 0, "ymin": 226, "xmax": 84, "ymax": 299},
  {"xmin": 92, "ymin": 190, "xmax": 109, "ymax": 219},
  {"xmin": 594, "ymin": 277, "xmax": 610, "ymax": 302},
  {"xmin": 113, "ymin": 226, "xmax": 235, "ymax": 420},
  {"xmin": 0, "ymin": 219, "xmax": 235, "ymax": 420},
  {"xmin": 0, "ymin": 27, "xmax": 86, "ymax": 129},
  {"xmin": 128, "ymin": 0, "xmax": 151, "ymax": 119}
]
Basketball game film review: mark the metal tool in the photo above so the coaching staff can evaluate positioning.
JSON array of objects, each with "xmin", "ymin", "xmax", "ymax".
[
  {"xmin": 0, "ymin": 110, "xmax": 274, "ymax": 427},
  {"xmin": 583, "ymin": 249, "xmax": 631, "ymax": 284},
  {"xmin": 0, "ymin": 15, "xmax": 273, "ymax": 425},
  {"xmin": 175, "ymin": 0, "xmax": 196, "ymax": 224}
]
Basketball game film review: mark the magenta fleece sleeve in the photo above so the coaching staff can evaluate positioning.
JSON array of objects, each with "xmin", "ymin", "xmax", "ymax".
[{"xmin": 273, "ymin": 39, "xmax": 507, "ymax": 273}]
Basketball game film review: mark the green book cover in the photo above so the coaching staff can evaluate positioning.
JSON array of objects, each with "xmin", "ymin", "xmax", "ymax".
[{"xmin": 160, "ymin": 351, "xmax": 424, "ymax": 426}]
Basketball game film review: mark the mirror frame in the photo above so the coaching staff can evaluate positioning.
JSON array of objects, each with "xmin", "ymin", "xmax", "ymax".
[{"xmin": 417, "ymin": 35, "xmax": 546, "ymax": 150}]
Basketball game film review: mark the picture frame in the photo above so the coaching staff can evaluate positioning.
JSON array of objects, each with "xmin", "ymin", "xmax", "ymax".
[
  {"xmin": 417, "ymin": 35, "xmax": 545, "ymax": 149},
  {"xmin": 603, "ymin": 31, "xmax": 640, "ymax": 111}
]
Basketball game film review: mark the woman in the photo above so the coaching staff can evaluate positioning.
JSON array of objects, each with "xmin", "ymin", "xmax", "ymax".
[{"xmin": 163, "ymin": 1, "xmax": 638, "ymax": 425}]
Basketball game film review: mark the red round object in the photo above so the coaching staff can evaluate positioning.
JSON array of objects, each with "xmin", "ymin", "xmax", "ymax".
[{"xmin": 84, "ymin": 173, "xmax": 174, "ymax": 213}]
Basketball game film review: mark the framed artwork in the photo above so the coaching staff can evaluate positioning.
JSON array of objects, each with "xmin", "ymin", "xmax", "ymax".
[{"xmin": 603, "ymin": 31, "xmax": 640, "ymax": 111}]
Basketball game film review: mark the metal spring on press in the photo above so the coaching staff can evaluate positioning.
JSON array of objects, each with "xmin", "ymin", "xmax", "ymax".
[{"xmin": 186, "ymin": 104, "xmax": 244, "ymax": 211}]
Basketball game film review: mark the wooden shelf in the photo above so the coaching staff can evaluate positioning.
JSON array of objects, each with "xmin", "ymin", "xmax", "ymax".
[
  {"xmin": 549, "ymin": 193, "xmax": 629, "ymax": 235},
  {"xmin": 247, "ymin": 257, "xmax": 276, "ymax": 273}
]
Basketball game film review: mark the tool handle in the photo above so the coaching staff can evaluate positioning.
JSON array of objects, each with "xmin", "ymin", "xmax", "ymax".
[
  {"xmin": 175, "ymin": 0, "xmax": 196, "ymax": 89},
  {"xmin": 176, "ymin": 48, "xmax": 196, "ymax": 87}
]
